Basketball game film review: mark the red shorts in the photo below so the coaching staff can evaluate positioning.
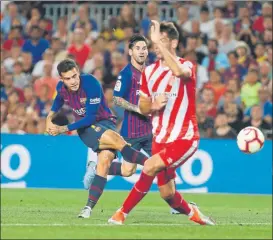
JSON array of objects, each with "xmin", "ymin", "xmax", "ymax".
[{"xmin": 153, "ymin": 139, "xmax": 199, "ymax": 186}]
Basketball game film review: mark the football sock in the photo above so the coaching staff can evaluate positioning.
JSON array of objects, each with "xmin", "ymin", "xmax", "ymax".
[
  {"xmin": 122, "ymin": 171, "xmax": 154, "ymax": 214},
  {"xmin": 164, "ymin": 191, "xmax": 191, "ymax": 215},
  {"xmin": 108, "ymin": 162, "xmax": 122, "ymax": 176},
  {"xmin": 86, "ymin": 174, "xmax": 107, "ymax": 209},
  {"xmin": 121, "ymin": 145, "xmax": 148, "ymax": 165}
]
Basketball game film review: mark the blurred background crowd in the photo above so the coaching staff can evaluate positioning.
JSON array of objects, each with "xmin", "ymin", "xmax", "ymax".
[{"xmin": 1, "ymin": 1, "xmax": 272, "ymax": 139}]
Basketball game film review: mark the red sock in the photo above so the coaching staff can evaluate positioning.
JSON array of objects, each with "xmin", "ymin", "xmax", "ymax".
[
  {"xmin": 165, "ymin": 191, "xmax": 191, "ymax": 215},
  {"xmin": 122, "ymin": 171, "xmax": 155, "ymax": 214}
]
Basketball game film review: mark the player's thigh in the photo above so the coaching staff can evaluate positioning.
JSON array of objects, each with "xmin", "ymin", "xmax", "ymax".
[
  {"xmin": 143, "ymin": 153, "xmax": 166, "ymax": 175},
  {"xmin": 78, "ymin": 120, "xmax": 117, "ymax": 153},
  {"xmin": 123, "ymin": 136, "xmax": 142, "ymax": 151},
  {"xmin": 158, "ymin": 139, "xmax": 199, "ymax": 169}
]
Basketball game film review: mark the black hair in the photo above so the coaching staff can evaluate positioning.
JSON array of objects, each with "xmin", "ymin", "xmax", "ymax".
[
  {"xmin": 128, "ymin": 34, "xmax": 148, "ymax": 49},
  {"xmin": 57, "ymin": 59, "xmax": 79, "ymax": 76},
  {"xmin": 200, "ymin": 5, "xmax": 209, "ymax": 13},
  {"xmin": 228, "ymin": 51, "xmax": 239, "ymax": 58},
  {"xmin": 30, "ymin": 25, "xmax": 41, "ymax": 32},
  {"xmin": 160, "ymin": 21, "xmax": 179, "ymax": 40},
  {"xmin": 208, "ymin": 38, "xmax": 219, "ymax": 47}
]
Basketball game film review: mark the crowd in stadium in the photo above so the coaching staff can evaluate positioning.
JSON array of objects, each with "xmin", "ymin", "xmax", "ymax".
[{"xmin": 1, "ymin": 1, "xmax": 272, "ymax": 139}]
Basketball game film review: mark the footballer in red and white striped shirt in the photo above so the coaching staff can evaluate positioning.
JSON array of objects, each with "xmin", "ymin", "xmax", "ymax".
[{"xmin": 109, "ymin": 21, "xmax": 215, "ymax": 226}]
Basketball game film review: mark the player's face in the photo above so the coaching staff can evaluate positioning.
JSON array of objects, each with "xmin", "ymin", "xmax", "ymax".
[
  {"xmin": 154, "ymin": 32, "xmax": 178, "ymax": 60},
  {"xmin": 130, "ymin": 41, "xmax": 148, "ymax": 65},
  {"xmin": 61, "ymin": 67, "xmax": 80, "ymax": 91}
]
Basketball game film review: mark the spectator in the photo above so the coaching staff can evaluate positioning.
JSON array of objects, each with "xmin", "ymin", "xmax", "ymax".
[
  {"xmin": 218, "ymin": 23, "xmax": 238, "ymax": 54},
  {"xmin": 12, "ymin": 61, "xmax": 31, "ymax": 90},
  {"xmin": 32, "ymin": 49, "xmax": 59, "ymax": 79},
  {"xmin": 205, "ymin": 70, "xmax": 226, "ymax": 104},
  {"xmin": 224, "ymin": 102, "xmax": 244, "ymax": 134},
  {"xmin": 201, "ymin": 39, "xmax": 229, "ymax": 73},
  {"xmin": 196, "ymin": 102, "xmax": 214, "ymax": 138},
  {"xmin": 244, "ymin": 104, "xmax": 272, "ymax": 139},
  {"xmin": 0, "ymin": 101, "xmax": 8, "ymax": 127},
  {"xmin": 212, "ymin": 112, "xmax": 237, "ymax": 139},
  {"xmin": 3, "ymin": 45, "xmax": 22, "ymax": 73},
  {"xmin": 92, "ymin": 67, "xmax": 104, "ymax": 84},
  {"xmin": 241, "ymin": 69, "xmax": 262, "ymax": 108},
  {"xmin": 199, "ymin": 5, "xmax": 214, "ymax": 38},
  {"xmin": 235, "ymin": 41, "xmax": 256, "ymax": 69},
  {"xmin": 7, "ymin": 91, "xmax": 20, "ymax": 114},
  {"xmin": 2, "ymin": 73, "xmax": 24, "ymax": 102},
  {"xmin": 53, "ymin": 17, "xmax": 69, "ymax": 47},
  {"xmin": 1, "ymin": 2, "xmax": 27, "ymax": 36},
  {"xmin": 259, "ymin": 61, "xmax": 272, "ymax": 86},
  {"xmin": 25, "ymin": 7, "xmax": 41, "ymax": 35},
  {"xmin": 22, "ymin": 26, "xmax": 50, "ymax": 64},
  {"xmin": 21, "ymin": 52, "xmax": 34, "ymax": 75},
  {"xmin": 50, "ymin": 36, "xmax": 68, "ymax": 62},
  {"xmin": 37, "ymin": 118, "xmax": 46, "ymax": 134},
  {"xmin": 263, "ymin": 29, "xmax": 273, "ymax": 50},
  {"xmin": 223, "ymin": 51, "xmax": 247, "ymax": 83},
  {"xmin": 141, "ymin": 1, "xmax": 160, "ymax": 37},
  {"xmin": 224, "ymin": 0, "xmax": 237, "ymax": 19},
  {"xmin": 116, "ymin": 3, "xmax": 138, "ymax": 30},
  {"xmin": 252, "ymin": 2, "xmax": 272, "ymax": 34},
  {"xmin": 2, "ymin": 26, "xmax": 25, "ymax": 51},
  {"xmin": 36, "ymin": 84, "xmax": 52, "ymax": 118},
  {"xmin": 23, "ymin": 86, "xmax": 37, "ymax": 110},
  {"xmin": 34, "ymin": 61, "xmax": 58, "ymax": 99},
  {"xmin": 67, "ymin": 28, "xmax": 91, "ymax": 69},
  {"xmin": 254, "ymin": 42, "xmax": 267, "ymax": 64},
  {"xmin": 246, "ymin": 1, "xmax": 262, "ymax": 17},
  {"xmin": 1, "ymin": 113, "xmax": 26, "ymax": 134},
  {"xmin": 217, "ymin": 89, "xmax": 239, "ymax": 110},
  {"xmin": 244, "ymin": 87, "xmax": 272, "ymax": 125},
  {"xmin": 226, "ymin": 79, "xmax": 242, "ymax": 106},
  {"xmin": 234, "ymin": 7, "xmax": 252, "ymax": 35},
  {"xmin": 70, "ymin": 4, "xmax": 98, "ymax": 33},
  {"xmin": 83, "ymin": 52, "xmax": 104, "ymax": 75},
  {"xmin": 184, "ymin": 50, "xmax": 209, "ymax": 90},
  {"xmin": 200, "ymin": 87, "xmax": 217, "ymax": 118},
  {"xmin": 176, "ymin": 6, "xmax": 191, "ymax": 33}
]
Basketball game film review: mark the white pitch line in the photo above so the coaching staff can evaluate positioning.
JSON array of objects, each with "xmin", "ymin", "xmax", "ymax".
[{"xmin": 1, "ymin": 223, "xmax": 272, "ymax": 227}]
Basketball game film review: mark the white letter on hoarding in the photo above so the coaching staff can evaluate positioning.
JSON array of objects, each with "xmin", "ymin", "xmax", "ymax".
[
  {"xmin": 1, "ymin": 145, "xmax": 31, "ymax": 180},
  {"xmin": 181, "ymin": 150, "xmax": 213, "ymax": 186}
]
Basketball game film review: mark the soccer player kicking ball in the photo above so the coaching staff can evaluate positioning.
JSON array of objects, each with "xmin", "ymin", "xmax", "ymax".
[
  {"xmin": 46, "ymin": 59, "xmax": 158, "ymax": 218},
  {"xmin": 108, "ymin": 21, "xmax": 215, "ymax": 226}
]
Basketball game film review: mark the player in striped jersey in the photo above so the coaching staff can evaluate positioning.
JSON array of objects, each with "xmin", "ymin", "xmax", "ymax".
[{"xmin": 109, "ymin": 21, "xmax": 215, "ymax": 225}]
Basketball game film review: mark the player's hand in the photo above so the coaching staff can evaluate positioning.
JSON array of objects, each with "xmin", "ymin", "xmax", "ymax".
[
  {"xmin": 48, "ymin": 125, "xmax": 68, "ymax": 136},
  {"xmin": 150, "ymin": 20, "xmax": 161, "ymax": 44},
  {"xmin": 152, "ymin": 94, "xmax": 168, "ymax": 111}
]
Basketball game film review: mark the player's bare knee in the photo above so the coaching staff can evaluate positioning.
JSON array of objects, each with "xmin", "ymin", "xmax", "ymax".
[{"xmin": 143, "ymin": 160, "xmax": 157, "ymax": 175}]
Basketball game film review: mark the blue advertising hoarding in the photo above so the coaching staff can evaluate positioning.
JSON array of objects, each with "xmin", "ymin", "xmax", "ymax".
[{"xmin": 1, "ymin": 134, "xmax": 272, "ymax": 194}]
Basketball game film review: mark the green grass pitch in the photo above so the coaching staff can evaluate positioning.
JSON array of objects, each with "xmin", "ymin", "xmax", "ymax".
[{"xmin": 1, "ymin": 189, "xmax": 272, "ymax": 239}]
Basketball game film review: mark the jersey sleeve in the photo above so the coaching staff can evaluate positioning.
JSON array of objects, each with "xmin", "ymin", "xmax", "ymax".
[
  {"xmin": 67, "ymin": 76, "xmax": 101, "ymax": 131},
  {"xmin": 113, "ymin": 69, "xmax": 131, "ymax": 98},
  {"xmin": 139, "ymin": 69, "xmax": 151, "ymax": 97},
  {"xmin": 51, "ymin": 82, "xmax": 64, "ymax": 112}
]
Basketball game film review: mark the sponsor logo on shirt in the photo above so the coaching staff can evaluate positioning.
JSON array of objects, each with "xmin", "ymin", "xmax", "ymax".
[
  {"xmin": 80, "ymin": 98, "xmax": 87, "ymax": 104},
  {"xmin": 73, "ymin": 108, "xmax": 86, "ymax": 115},
  {"xmin": 114, "ymin": 80, "xmax": 122, "ymax": 92},
  {"xmin": 89, "ymin": 98, "xmax": 101, "ymax": 104}
]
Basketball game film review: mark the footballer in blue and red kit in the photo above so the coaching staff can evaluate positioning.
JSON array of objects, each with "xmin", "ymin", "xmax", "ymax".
[
  {"xmin": 46, "ymin": 59, "xmax": 152, "ymax": 219},
  {"xmin": 114, "ymin": 63, "xmax": 152, "ymax": 154}
]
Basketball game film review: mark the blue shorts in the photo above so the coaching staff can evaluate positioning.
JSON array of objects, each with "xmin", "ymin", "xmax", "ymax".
[
  {"xmin": 123, "ymin": 134, "xmax": 152, "ymax": 156},
  {"xmin": 77, "ymin": 120, "xmax": 116, "ymax": 153}
]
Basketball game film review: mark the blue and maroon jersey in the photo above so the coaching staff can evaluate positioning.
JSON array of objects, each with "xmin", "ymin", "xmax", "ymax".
[
  {"xmin": 113, "ymin": 63, "xmax": 152, "ymax": 138},
  {"xmin": 51, "ymin": 74, "xmax": 115, "ymax": 131}
]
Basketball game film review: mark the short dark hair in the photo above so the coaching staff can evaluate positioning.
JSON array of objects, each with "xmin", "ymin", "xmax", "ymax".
[
  {"xmin": 228, "ymin": 51, "xmax": 239, "ymax": 58},
  {"xmin": 200, "ymin": 5, "xmax": 209, "ymax": 13},
  {"xmin": 128, "ymin": 34, "xmax": 148, "ymax": 49},
  {"xmin": 57, "ymin": 59, "xmax": 79, "ymax": 76},
  {"xmin": 160, "ymin": 21, "xmax": 179, "ymax": 40},
  {"xmin": 208, "ymin": 38, "xmax": 218, "ymax": 47}
]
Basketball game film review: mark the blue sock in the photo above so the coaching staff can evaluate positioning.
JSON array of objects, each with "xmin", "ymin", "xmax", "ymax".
[
  {"xmin": 108, "ymin": 162, "xmax": 122, "ymax": 176},
  {"xmin": 86, "ymin": 174, "xmax": 107, "ymax": 209}
]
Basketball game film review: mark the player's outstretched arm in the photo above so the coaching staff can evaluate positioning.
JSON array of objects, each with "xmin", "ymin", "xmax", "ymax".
[
  {"xmin": 113, "ymin": 96, "xmax": 141, "ymax": 114},
  {"xmin": 150, "ymin": 20, "xmax": 192, "ymax": 78}
]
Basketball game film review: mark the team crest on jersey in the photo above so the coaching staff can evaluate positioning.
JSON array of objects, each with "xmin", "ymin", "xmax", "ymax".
[
  {"xmin": 114, "ymin": 80, "xmax": 122, "ymax": 92},
  {"xmin": 80, "ymin": 98, "xmax": 86, "ymax": 104}
]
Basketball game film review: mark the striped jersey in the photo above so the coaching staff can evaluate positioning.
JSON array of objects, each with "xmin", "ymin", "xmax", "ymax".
[
  {"xmin": 139, "ymin": 58, "xmax": 200, "ymax": 144},
  {"xmin": 114, "ymin": 63, "xmax": 152, "ymax": 138},
  {"xmin": 52, "ymin": 74, "xmax": 115, "ymax": 131}
]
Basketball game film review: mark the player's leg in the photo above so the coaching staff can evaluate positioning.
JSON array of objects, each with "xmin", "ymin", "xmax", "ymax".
[
  {"xmin": 78, "ymin": 149, "xmax": 115, "ymax": 218},
  {"xmin": 108, "ymin": 137, "xmax": 142, "ymax": 177},
  {"xmin": 108, "ymin": 152, "xmax": 167, "ymax": 224}
]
